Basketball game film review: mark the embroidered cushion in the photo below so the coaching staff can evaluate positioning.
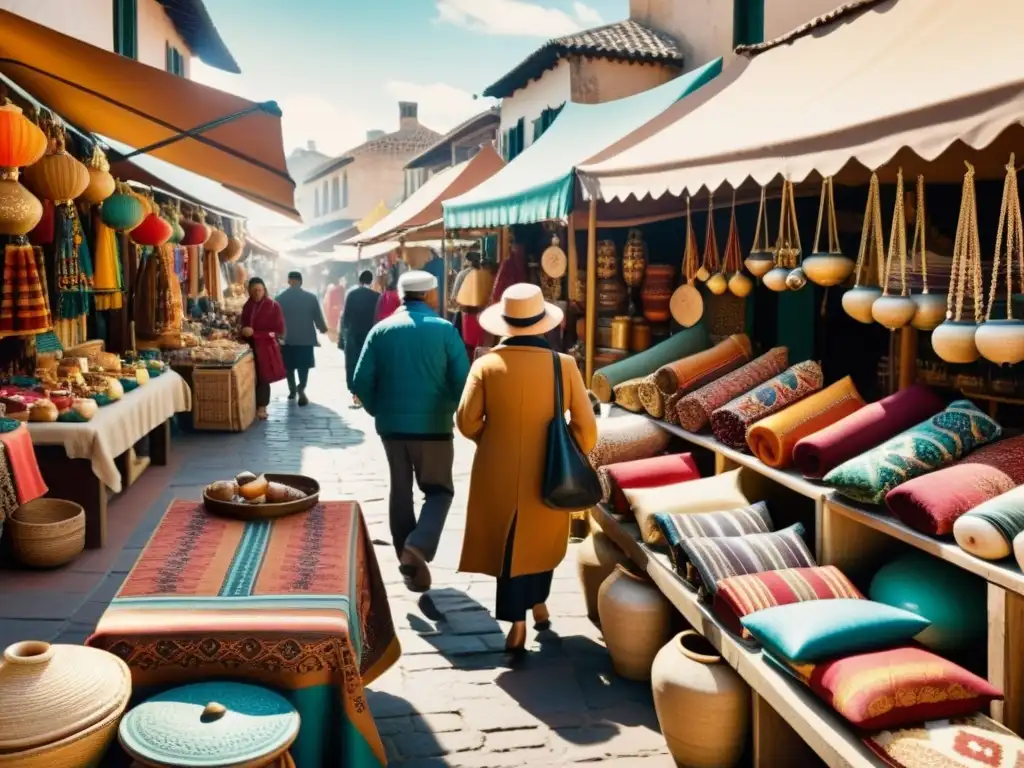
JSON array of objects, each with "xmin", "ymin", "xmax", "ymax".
[
  {"xmin": 740, "ymin": 600, "xmax": 930, "ymax": 662},
  {"xmin": 601, "ymin": 453, "xmax": 700, "ymax": 515},
  {"xmin": 680, "ymin": 522, "xmax": 816, "ymax": 601},
  {"xmin": 772, "ymin": 645, "xmax": 1003, "ymax": 730},
  {"xmin": 625, "ymin": 468, "xmax": 748, "ymax": 545},
  {"xmin": 588, "ymin": 413, "xmax": 670, "ymax": 470},
  {"xmin": 864, "ymin": 713, "xmax": 1024, "ymax": 768},
  {"xmin": 713, "ymin": 566, "xmax": 864, "ymax": 639},
  {"xmin": 653, "ymin": 501, "xmax": 773, "ymax": 574}
]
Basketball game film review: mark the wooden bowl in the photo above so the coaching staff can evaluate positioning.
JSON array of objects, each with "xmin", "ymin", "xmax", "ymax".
[{"xmin": 203, "ymin": 474, "xmax": 320, "ymax": 521}]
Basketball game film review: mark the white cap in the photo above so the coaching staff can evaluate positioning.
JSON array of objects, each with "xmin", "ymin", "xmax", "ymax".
[{"xmin": 397, "ymin": 270, "xmax": 438, "ymax": 299}]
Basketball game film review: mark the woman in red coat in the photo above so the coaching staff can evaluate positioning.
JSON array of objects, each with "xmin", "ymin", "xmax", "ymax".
[{"xmin": 240, "ymin": 277, "xmax": 286, "ymax": 420}]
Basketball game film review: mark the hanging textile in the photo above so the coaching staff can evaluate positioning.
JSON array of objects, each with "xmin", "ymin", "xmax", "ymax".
[
  {"xmin": 156, "ymin": 244, "xmax": 184, "ymax": 334},
  {"xmin": 0, "ymin": 240, "xmax": 52, "ymax": 338},
  {"xmin": 187, "ymin": 245, "xmax": 201, "ymax": 297},
  {"xmin": 54, "ymin": 201, "xmax": 90, "ymax": 347},
  {"xmin": 134, "ymin": 247, "xmax": 159, "ymax": 339},
  {"xmin": 204, "ymin": 247, "xmax": 221, "ymax": 299},
  {"xmin": 92, "ymin": 210, "xmax": 124, "ymax": 311}
]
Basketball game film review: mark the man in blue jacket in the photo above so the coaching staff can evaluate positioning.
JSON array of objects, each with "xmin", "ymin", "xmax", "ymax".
[{"xmin": 352, "ymin": 270, "xmax": 470, "ymax": 592}]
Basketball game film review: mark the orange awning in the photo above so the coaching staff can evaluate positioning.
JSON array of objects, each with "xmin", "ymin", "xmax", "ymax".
[{"xmin": 0, "ymin": 9, "xmax": 298, "ymax": 219}]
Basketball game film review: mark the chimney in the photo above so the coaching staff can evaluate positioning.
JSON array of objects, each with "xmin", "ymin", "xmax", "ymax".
[
  {"xmin": 366, "ymin": 130, "xmax": 385, "ymax": 141},
  {"xmin": 399, "ymin": 101, "xmax": 419, "ymax": 129},
  {"xmin": 306, "ymin": 140, "xmax": 317, "ymax": 151}
]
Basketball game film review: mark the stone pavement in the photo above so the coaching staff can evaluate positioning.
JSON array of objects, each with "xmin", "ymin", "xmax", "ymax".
[{"xmin": 0, "ymin": 345, "xmax": 673, "ymax": 767}]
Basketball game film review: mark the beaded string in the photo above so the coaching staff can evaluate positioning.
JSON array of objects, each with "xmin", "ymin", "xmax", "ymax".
[
  {"xmin": 853, "ymin": 174, "xmax": 884, "ymax": 288},
  {"xmin": 948, "ymin": 163, "xmax": 984, "ymax": 322},
  {"xmin": 683, "ymin": 195, "xmax": 700, "ymax": 283},
  {"xmin": 881, "ymin": 168, "xmax": 909, "ymax": 297},
  {"xmin": 910, "ymin": 174, "xmax": 930, "ymax": 295},
  {"xmin": 750, "ymin": 186, "xmax": 770, "ymax": 254},
  {"xmin": 984, "ymin": 154, "xmax": 1022, "ymax": 321},
  {"xmin": 700, "ymin": 193, "xmax": 720, "ymax": 276},
  {"xmin": 812, "ymin": 177, "xmax": 840, "ymax": 254}
]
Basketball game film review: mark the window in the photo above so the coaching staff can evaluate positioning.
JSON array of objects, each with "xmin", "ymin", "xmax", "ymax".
[
  {"xmin": 314, "ymin": 187, "xmax": 321, "ymax": 218},
  {"xmin": 165, "ymin": 43, "xmax": 186, "ymax": 76},
  {"xmin": 113, "ymin": 0, "xmax": 138, "ymax": 59},
  {"xmin": 733, "ymin": 0, "xmax": 765, "ymax": 47},
  {"xmin": 342, "ymin": 172, "xmax": 349, "ymax": 209},
  {"xmin": 331, "ymin": 177, "xmax": 341, "ymax": 211},
  {"xmin": 504, "ymin": 118, "xmax": 526, "ymax": 161},
  {"xmin": 532, "ymin": 103, "xmax": 564, "ymax": 144},
  {"xmin": 322, "ymin": 180, "xmax": 329, "ymax": 214}
]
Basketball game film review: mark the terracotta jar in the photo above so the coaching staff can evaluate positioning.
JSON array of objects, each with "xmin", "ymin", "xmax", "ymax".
[
  {"xmin": 651, "ymin": 631, "xmax": 751, "ymax": 767},
  {"xmin": 597, "ymin": 278, "xmax": 628, "ymax": 314},
  {"xmin": 630, "ymin": 319, "xmax": 652, "ymax": 352},
  {"xmin": 597, "ymin": 240, "xmax": 618, "ymax": 279},
  {"xmin": 576, "ymin": 529, "xmax": 628, "ymax": 624},
  {"xmin": 622, "ymin": 229, "xmax": 647, "ymax": 287},
  {"xmin": 641, "ymin": 265, "xmax": 674, "ymax": 323},
  {"xmin": 598, "ymin": 565, "xmax": 672, "ymax": 681},
  {"xmin": 610, "ymin": 316, "xmax": 631, "ymax": 351}
]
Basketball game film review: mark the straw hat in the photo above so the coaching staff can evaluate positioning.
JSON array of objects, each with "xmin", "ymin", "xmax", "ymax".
[{"xmin": 479, "ymin": 283, "xmax": 564, "ymax": 337}]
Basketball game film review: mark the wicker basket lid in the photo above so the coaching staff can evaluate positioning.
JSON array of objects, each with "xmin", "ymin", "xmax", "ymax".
[
  {"xmin": 119, "ymin": 681, "xmax": 300, "ymax": 767},
  {"xmin": 0, "ymin": 641, "xmax": 131, "ymax": 752}
]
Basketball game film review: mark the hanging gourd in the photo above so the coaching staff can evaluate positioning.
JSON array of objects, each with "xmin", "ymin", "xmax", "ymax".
[
  {"xmin": 871, "ymin": 168, "xmax": 917, "ymax": 330},
  {"xmin": 931, "ymin": 163, "xmax": 983, "ymax": 364},
  {"xmin": 165, "ymin": 204, "xmax": 185, "ymax": 244},
  {"xmin": 668, "ymin": 196, "xmax": 704, "ymax": 328},
  {"xmin": 131, "ymin": 195, "xmax": 173, "ymax": 247},
  {"xmin": 0, "ymin": 167, "xmax": 43, "ymax": 236},
  {"xmin": 701, "ymin": 194, "xmax": 727, "ymax": 295},
  {"xmin": 974, "ymin": 154, "xmax": 1024, "ymax": 366},
  {"xmin": 221, "ymin": 218, "xmax": 244, "ymax": 262},
  {"xmin": 0, "ymin": 100, "xmax": 47, "ymax": 168},
  {"xmin": 81, "ymin": 145, "xmax": 115, "ymax": 204},
  {"xmin": 744, "ymin": 186, "xmax": 774, "ymax": 279},
  {"xmin": 205, "ymin": 213, "xmax": 228, "ymax": 255},
  {"xmin": 101, "ymin": 181, "xmax": 146, "ymax": 232},
  {"xmin": 803, "ymin": 177, "xmax": 853, "ymax": 286},
  {"xmin": 723, "ymin": 191, "xmax": 751, "ymax": 298},
  {"xmin": 842, "ymin": 173, "xmax": 885, "ymax": 323},
  {"xmin": 909, "ymin": 175, "xmax": 946, "ymax": 331},
  {"xmin": 23, "ymin": 125, "xmax": 89, "ymax": 203},
  {"xmin": 764, "ymin": 180, "xmax": 795, "ymax": 292},
  {"xmin": 180, "ymin": 204, "xmax": 208, "ymax": 247},
  {"xmin": 784, "ymin": 180, "xmax": 807, "ymax": 290}
]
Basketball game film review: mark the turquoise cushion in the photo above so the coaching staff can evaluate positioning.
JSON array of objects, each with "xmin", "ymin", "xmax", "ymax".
[{"xmin": 740, "ymin": 600, "xmax": 931, "ymax": 662}]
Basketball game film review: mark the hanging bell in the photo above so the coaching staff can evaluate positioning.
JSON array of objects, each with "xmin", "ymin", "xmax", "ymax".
[
  {"xmin": 706, "ymin": 272, "xmax": 728, "ymax": 296},
  {"xmin": 785, "ymin": 267, "xmax": 807, "ymax": 291},
  {"xmin": 976, "ymin": 319, "xmax": 1024, "ymax": 366},
  {"xmin": 911, "ymin": 291, "xmax": 947, "ymax": 331},
  {"xmin": 842, "ymin": 285, "xmax": 883, "ymax": 324},
  {"xmin": 745, "ymin": 252, "xmax": 774, "ymax": 279},
  {"xmin": 931, "ymin": 319, "xmax": 980, "ymax": 364},
  {"xmin": 763, "ymin": 266, "xmax": 790, "ymax": 292},
  {"xmin": 803, "ymin": 253, "xmax": 855, "ymax": 286},
  {"xmin": 871, "ymin": 294, "xmax": 917, "ymax": 330},
  {"xmin": 727, "ymin": 272, "xmax": 753, "ymax": 298}
]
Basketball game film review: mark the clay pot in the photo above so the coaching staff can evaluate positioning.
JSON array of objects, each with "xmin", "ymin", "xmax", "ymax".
[
  {"xmin": 622, "ymin": 230, "xmax": 647, "ymax": 287},
  {"xmin": 842, "ymin": 285, "xmax": 883, "ymax": 324},
  {"xmin": 598, "ymin": 565, "xmax": 672, "ymax": 681},
  {"xmin": 911, "ymin": 291, "xmax": 947, "ymax": 331},
  {"xmin": 651, "ymin": 631, "xmax": 751, "ymax": 767},
  {"xmin": 975, "ymin": 319, "xmax": 1024, "ymax": 366},
  {"xmin": 597, "ymin": 240, "xmax": 617, "ymax": 279},
  {"xmin": 641, "ymin": 265, "xmax": 674, "ymax": 323},
  {"xmin": 762, "ymin": 266, "xmax": 790, "ymax": 292},
  {"xmin": 596, "ymin": 318, "xmax": 613, "ymax": 348},
  {"xmin": 706, "ymin": 272, "xmax": 728, "ymax": 296},
  {"xmin": 576, "ymin": 530, "xmax": 628, "ymax": 625},
  {"xmin": 931, "ymin": 320, "xmax": 980, "ymax": 364},
  {"xmin": 592, "ymin": 347, "xmax": 628, "ymax": 369},
  {"xmin": 803, "ymin": 253, "xmax": 855, "ymax": 287},
  {"xmin": 744, "ymin": 251, "xmax": 774, "ymax": 279},
  {"xmin": 610, "ymin": 316, "xmax": 630, "ymax": 351},
  {"xmin": 0, "ymin": 170, "xmax": 43, "ymax": 236},
  {"xmin": 727, "ymin": 272, "xmax": 753, "ymax": 298},
  {"xmin": 630, "ymin": 319, "xmax": 652, "ymax": 352},
  {"xmin": 597, "ymin": 278, "xmax": 627, "ymax": 314},
  {"xmin": 872, "ymin": 294, "xmax": 917, "ymax": 330}
]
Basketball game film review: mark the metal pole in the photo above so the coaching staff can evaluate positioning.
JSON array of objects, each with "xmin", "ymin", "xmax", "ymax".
[{"xmin": 585, "ymin": 199, "xmax": 597, "ymax": 387}]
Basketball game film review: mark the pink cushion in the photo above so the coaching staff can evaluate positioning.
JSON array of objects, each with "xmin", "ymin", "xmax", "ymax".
[{"xmin": 604, "ymin": 453, "xmax": 700, "ymax": 514}]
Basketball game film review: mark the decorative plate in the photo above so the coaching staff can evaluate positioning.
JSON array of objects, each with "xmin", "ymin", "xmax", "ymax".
[{"xmin": 203, "ymin": 473, "xmax": 320, "ymax": 521}]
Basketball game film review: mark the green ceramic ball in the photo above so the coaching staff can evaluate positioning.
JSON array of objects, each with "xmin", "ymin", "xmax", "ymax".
[{"xmin": 869, "ymin": 551, "xmax": 986, "ymax": 654}]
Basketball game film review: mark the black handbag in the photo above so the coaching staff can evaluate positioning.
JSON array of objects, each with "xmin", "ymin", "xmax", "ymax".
[{"xmin": 542, "ymin": 351, "xmax": 602, "ymax": 510}]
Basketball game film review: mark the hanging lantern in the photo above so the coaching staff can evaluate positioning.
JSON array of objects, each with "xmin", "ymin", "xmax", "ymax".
[
  {"xmin": 872, "ymin": 168, "xmax": 917, "ymax": 330},
  {"xmin": 164, "ymin": 205, "xmax": 184, "ymax": 244},
  {"xmin": 0, "ymin": 167, "xmax": 43, "ymax": 235},
  {"xmin": 221, "ymin": 235, "xmax": 243, "ymax": 262},
  {"xmin": 81, "ymin": 145, "xmax": 115, "ymax": 204},
  {"xmin": 0, "ymin": 101, "xmax": 47, "ymax": 168},
  {"xmin": 29, "ymin": 198, "xmax": 54, "ymax": 245},
  {"xmin": 180, "ymin": 218, "xmax": 207, "ymax": 246},
  {"xmin": 669, "ymin": 196, "xmax": 703, "ymax": 328},
  {"xmin": 804, "ymin": 177, "xmax": 855, "ymax": 286},
  {"xmin": 931, "ymin": 163, "xmax": 982, "ymax": 364},
  {"xmin": 134, "ymin": 192, "xmax": 153, "ymax": 216},
  {"xmin": 101, "ymin": 182, "xmax": 145, "ymax": 232},
  {"xmin": 131, "ymin": 212, "xmax": 173, "ymax": 247},
  {"xmin": 701, "ymin": 194, "xmax": 727, "ymax": 295},
  {"xmin": 908, "ymin": 175, "xmax": 947, "ymax": 331},
  {"xmin": 765, "ymin": 179, "xmax": 802, "ymax": 292},
  {"xmin": 975, "ymin": 154, "xmax": 1024, "ymax": 366},
  {"xmin": 23, "ymin": 128, "xmax": 89, "ymax": 203},
  {"xmin": 205, "ymin": 214, "xmax": 228, "ymax": 255},
  {"xmin": 744, "ymin": 186, "xmax": 775, "ymax": 279},
  {"xmin": 721, "ymin": 193, "xmax": 752, "ymax": 298},
  {"xmin": 842, "ymin": 173, "xmax": 885, "ymax": 324}
]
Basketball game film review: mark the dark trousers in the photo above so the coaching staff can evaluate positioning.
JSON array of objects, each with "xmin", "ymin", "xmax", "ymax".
[
  {"xmin": 256, "ymin": 381, "xmax": 271, "ymax": 408},
  {"xmin": 382, "ymin": 438, "xmax": 455, "ymax": 561},
  {"xmin": 286, "ymin": 368, "xmax": 309, "ymax": 393},
  {"xmin": 495, "ymin": 515, "xmax": 553, "ymax": 623}
]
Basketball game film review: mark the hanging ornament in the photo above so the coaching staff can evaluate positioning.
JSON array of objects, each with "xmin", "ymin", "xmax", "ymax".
[
  {"xmin": 784, "ymin": 180, "xmax": 807, "ymax": 290},
  {"xmin": 842, "ymin": 173, "xmax": 885, "ymax": 323},
  {"xmin": 909, "ymin": 175, "xmax": 947, "ymax": 331},
  {"xmin": 0, "ymin": 101, "xmax": 47, "ymax": 168},
  {"xmin": 621, "ymin": 228, "xmax": 647, "ymax": 287},
  {"xmin": 670, "ymin": 195, "xmax": 704, "ymax": 327},
  {"xmin": 931, "ymin": 163, "xmax": 983, "ymax": 364},
  {"xmin": 596, "ymin": 239, "xmax": 617, "ymax": 279},
  {"xmin": 23, "ymin": 124, "xmax": 89, "ymax": 203},
  {"xmin": 101, "ymin": 181, "xmax": 145, "ymax": 232},
  {"xmin": 0, "ymin": 167, "xmax": 43, "ymax": 236},
  {"xmin": 872, "ymin": 168, "xmax": 917, "ymax": 330},
  {"xmin": 131, "ymin": 212, "xmax": 173, "ymax": 247},
  {"xmin": 745, "ymin": 186, "xmax": 774, "ymax": 279},
  {"xmin": 764, "ymin": 180, "xmax": 796, "ymax": 292},
  {"xmin": 0, "ymin": 238, "xmax": 52, "ymax": 338},
  {"xmin": 804, "ymin": 177, "xmax": 853, "ymax": 286},
  {"xmin": 541, "ymin": 233, "xmax": 567, "ymax": 279},
  {"xmin": 221, "ymin": 218, "xmax": 244, "ymax": 262},
  {"xmin": 975, "ymin": 154, "xmax": 1024, "ymax": 366},
  {"xmin": 204, "ymin": 213, "xmax": 228, "ymax": 255},
  {"xmin": 701, "ymin": 194, "xmax": 727, "ymax": 295},
  {"xmin": 81, "ymin": 145, "xmax": 115, "ymax": 204},
  {"xmin": 723, "ymin": 191, "xmax": 751, "ymax": 298},
  {"xmin": 164, "ymin": 204, "xmax": 185, "ymax": 244}
]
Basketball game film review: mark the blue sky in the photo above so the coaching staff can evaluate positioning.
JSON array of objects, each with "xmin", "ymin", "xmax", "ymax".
[{"xmin": 194, "ymin": 0, "xmax": 628, "ymax": 157}]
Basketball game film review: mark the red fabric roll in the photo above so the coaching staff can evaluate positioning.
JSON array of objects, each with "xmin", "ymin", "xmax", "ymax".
[
  {"xmin": 792, "ymin": 384, "xmax": 946, "ymax": 479},
  {"xmin": 603, "ymin": 453, "xmax": 700, "ymax": 514},
  {"xmin": 885, "ymin": 435, "xmax": 1024, "ymax": 536}
]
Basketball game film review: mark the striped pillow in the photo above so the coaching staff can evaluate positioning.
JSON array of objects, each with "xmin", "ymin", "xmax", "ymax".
[
  {"xmin": 653, "ymin": 502, "xmax": 774, "ymax": 575},
  {"xmin": 713, "ymin": 566, "xmax": 864, "ymax": 639},
  {"xmin": 681, "ymin": 523, "xmax": 816, "ymax": 602}
]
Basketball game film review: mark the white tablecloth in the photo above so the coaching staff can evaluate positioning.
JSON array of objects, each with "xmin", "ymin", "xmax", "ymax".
[{"xmin": 26, "ymin": 370, "xmax": 192, "ymax": 493}]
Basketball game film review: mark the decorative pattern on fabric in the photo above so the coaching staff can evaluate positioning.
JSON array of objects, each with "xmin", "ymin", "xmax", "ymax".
[
  {"xmin": 824, "ymin": 400, "xmax": 1002, "ymax": 505},
  {"xmin": 611, "ymin": 378, "xmax": 645, "ymax": 412},
  {"xmin": 591, "ymin": 323, "xmax": 710, "ymax": 403},
  {"xmin": 713, "ymin": 566, "xmax": 864, "ymax": 639},
  {"xmin": 864, "ymin": 713, "xmax": 1024, "ymax": 768},
  {"xmin": 710, "ymin": 361, "xmax": 824, "ymax": 450},
  {"xmin": 625, "ymin": 468, "xmax": 748, "ymax": 545},
  {"xmin": 885, "ymin": 435, "xmax": 1024, "ymax": 536},
  {"xmin": 674, "ymin": 347, "xmax": 788, "ymax": 432},
  {"xmin": 652, "ymin": 334, "xmax": 752, "ymax": 397},
  {"xmin": 0, "ymin": 444, "xmax": 17, "ymax": 524},
  {"xmin": 773, "ymin": 645, "xmax": 1003, "ymax": 731},
  {"xmin": 0, "ymin": 244, "xmax": 52, "ymax": 336},
  {"xmin": 601, "ymin": 453, "xmax": 699, "ymax": 514},
  {"xmin": 681, "ymin": 522, "xmax": 816, "ymax": 602},
  {"xmin": 588, "ymin": 413, "xmax": 670, "ymax": 469},
  {"xmin": 654, "ymin": 501, "xmax": 773, "ymax": 573},
  {"xmin": 636, "ymin": 374, "xmax": 666, "ymax": 418}
]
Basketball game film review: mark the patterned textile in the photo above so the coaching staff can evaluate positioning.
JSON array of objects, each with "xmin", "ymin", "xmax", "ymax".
[
  {"xmin": 824, "ymin": 401, "xmax": 1002, "ymax": 505},
  {"xmin": 0, "ymin": 244, "xmax": 52, "ymax": 337},
  {"xmin": 713, "ymin": 566, "xmax": 863, "ymax": 639},
  {"xmin": 636, "ymin": 374, "xmax": 668, "ymax": 419},
  {"xmin": 865, "ymin": 713, "xmax": 1024, "ymax": 768},
  {"xmin": 591, "ymin": 323, "xmax": 710, "ymax": 403},
  {"xmin": 92, "ymin": 215, "xmax": 124, "ymax": 311},
  {"xmin": 0, "ymin": 423, "xmax": 47, "ymax": 504},
  {"xmin": 955, "ymin": 486, "xmax": 1024, "ymax": 560},
  {"xmin": 588, "ymin": 413, "xmax": 670, "ymax": 470},
  {"xmin": 654, "ymin": 501, "xmax": 773, "ymax": 574},
  {"xmin": 793, "ymin": 384, "xmax": 947, "ymax": 479},
  {"xmin": 0, "ymin": 443, "xmax": 17, "ymax": 526},
  {"xmin": 652, "ymin": 334, "xmax": 753, "ymax": 397},
  {"xmin": 86, "ymin": 501, "xmax": 399, "ymax": 768},
  {"xmin": 601, "ymin": 453, "xmax": 699, "ymax": 514},
  {"xmin": 885, "ymin": 435, "xmax": 1024, "ymax": 536},
  {"xmin": 675, "ymin": 347, "xmax": 788, "ymax": 432},
  {"xmin": 746, "ymin": 376, "xmax": 865, "ymax": 469},
  {"xmin": 611, "ymin": 378, "xmax": 646, "ymax": 412},
  {"xmin": 772, "ymin": 645, "xmax": 1003, "ymax": 730},
  {"xmin": 625, "ymin": 468, "xmax": 749, "ymax": 545},
  {"xmin": 681, "ymin": 522, "xmax": 816, "ymax": 602}
]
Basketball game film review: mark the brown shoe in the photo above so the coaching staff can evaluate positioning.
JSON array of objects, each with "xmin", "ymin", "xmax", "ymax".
[
  {"xmin": 400, "ymin": 546, "xmax": 431, "ymax": 592},
  {"xmin": 532, "ymin": 603, "xmax": 551, "ymax": 631}
]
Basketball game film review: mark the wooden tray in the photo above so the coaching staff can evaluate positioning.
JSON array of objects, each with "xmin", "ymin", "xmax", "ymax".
[{"xmin": 203, "ymin": 474, "xmax": 320, "ymax": 521}]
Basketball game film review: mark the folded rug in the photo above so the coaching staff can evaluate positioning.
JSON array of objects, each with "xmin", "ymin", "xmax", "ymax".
[
  {"xmin": 824, "ymin": 400, "xmax": 1002, "ymax": 505},
  {"xmin": 588, "ymin": 413, "xmax": 671, "ymax": 470},
  {"xmin": 675, "ymin": 347, "xmax": 788, "ymax": 432},
  {"xmin": 601, "ymin": 452, "xmax": 700, "ymax": 514},
  {"xmin": 746, "ymin": 376, "xmax": 865, "ymax": 469},
  {"xmin": 792, "ymin": 384, "xmax": 946, "ymax": 479},
  {"xmin": 887, "ymin": 435, "xmax": 1024, "ymax": 536},
  {"xmin": 954, "ymin": 485, "xmax": 1024, "ymax": 560},
  {"xmin": 611, "ymin": 378, "xmax": 646, "ymax": 412},
  {"xmin": 652, "ymin": 334, "xmax": 753, "ymax": 399},
  {"xmin": 710, "ymin": 361, "xmax": 823, "ymax": 451},
  {"xmin": 591, "ymin": 323, "xmax": 709, "ymax": 403}
]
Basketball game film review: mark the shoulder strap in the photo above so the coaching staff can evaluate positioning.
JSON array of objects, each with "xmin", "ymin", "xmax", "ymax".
[{"xmin": 552, "ymin": 351, "xmax": 564, "ymax": 415}]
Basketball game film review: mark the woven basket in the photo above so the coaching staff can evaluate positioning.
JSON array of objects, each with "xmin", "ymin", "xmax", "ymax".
[
  {"xmin": 0, "ymin": 700, "xmax": 122, "ymax": 768},
  {"xmin": 63, "ymin": 340, "xmax": 104, "ymax": 359},
  {"xmin": 192, "ymin": 355, "xmax": 256, "ymax": 432},
  {"xmin": 8, "ymin": 499, "xmax": 85, "ymax": 568}
]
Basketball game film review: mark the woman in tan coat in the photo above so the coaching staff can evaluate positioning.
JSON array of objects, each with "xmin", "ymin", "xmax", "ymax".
[{"xmin": 456, "ymin": 283, "xmax": 598, "ymax": 657}]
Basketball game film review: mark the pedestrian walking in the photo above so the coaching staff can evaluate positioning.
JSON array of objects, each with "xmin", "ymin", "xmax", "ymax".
[
  {"xmin": 276, "ymin": 271, "xmax": 328, "ymax": 406},
  {"xmin": 352, "ymin": 270, "xmax": 470, "ymax": 593},
  {"xmin": 374, "ymin": 264, "xmax": 402, "ymax": 324},
  {"xmin": 323, "ymin": 276, "xmax": 347, "ymax": 345},
  {"xmin": 456, "ymin": 283, "xmax": 598, "ymax": 658},
  {"xmin": 339, "ymin": 269, "xmax": 379, "ymax": 408},
  {"xmin": 239, "ymin": 277, "xmax": 287, "ymax": 421}
]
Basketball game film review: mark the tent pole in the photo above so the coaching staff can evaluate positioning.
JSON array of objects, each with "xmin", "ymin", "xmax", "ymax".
[
  {"xmin": 567, "ymin": 214, "xmax": 578, "ymax": 303},
  {"xmin": 585, "ymin": 199, "xmax": 597, "ymax": 387}
]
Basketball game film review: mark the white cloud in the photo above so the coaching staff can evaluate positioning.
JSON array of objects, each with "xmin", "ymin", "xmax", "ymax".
[{"xmin": 436, "ymin": 0, "xmax": 604, "ymax": 37}]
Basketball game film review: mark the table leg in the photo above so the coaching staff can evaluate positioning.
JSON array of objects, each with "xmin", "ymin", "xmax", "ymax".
[
  {"xmin": 35, "ymin": 447, "xmax": 108, "ymax": 549},
  {"xmin": 149, "ymin": 418, "xmax": 171, "ymax": 466}
]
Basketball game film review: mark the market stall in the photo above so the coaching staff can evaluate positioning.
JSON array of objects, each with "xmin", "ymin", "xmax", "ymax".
[{"xmin": 167, "ymin": 340, "xmax": 255, "ymax": 432}]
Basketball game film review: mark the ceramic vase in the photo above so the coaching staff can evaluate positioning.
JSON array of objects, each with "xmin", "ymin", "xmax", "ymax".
[
  {"xmin": 651, "ymin": 631, "xmax": 751, "ymax": 767},
  {"xmin": 931, "ymin": 320, "xmax": 980, "ymax": 364},
  {"xmin": 597, "ymin": 278, "xmax": 628, "ymax": 314},
  {"xmin": 763, "ymin": 267, "xmax": 790, "ymax": 292},
  {"xmin": 727, "ymin": 272, "xmax": 753, "ymax": 298},
  {"xmin": 622, "ymin": 230, "xmax": 647, "ymax": 287},
  {"xmin": 802, "ymin": 253, "xmax": 855, "ymax": 287},
  {"xmin": 641, "ymin": 265, "xmax": 674, "ymax": 323},
  {"xmin": 911, "ymin": 292, "xmax": 947, "ymax": 331},
  {"xmin": 597, "ymin": 241, "xmax": 617, "ymax": 279},
  {"xmin": 576, "ymin": 530, "xmax": 628, "ymax": 624},
  {"xmin": 598, "ymin": 565, "xmax": 672, "ymax": 680},
  {"xmin": 871, "ymin": 295, "xmax": 917, "ymax": 330},
  {"xmin": 975, "ymin": 319, "xmax": 1024, "ymax": 366},
  {"xmin": 744, "ymin": 252, "xmax": 774, "ymax": 279},
  {"xmin": 842, "ymin": 285, "xmax": 883, "ymax": 324}
]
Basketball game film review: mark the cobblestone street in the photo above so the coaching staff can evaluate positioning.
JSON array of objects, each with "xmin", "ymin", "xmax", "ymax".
[{"xmin": 0, "ymin": 345, "xmax": 672, "ymax": 767}]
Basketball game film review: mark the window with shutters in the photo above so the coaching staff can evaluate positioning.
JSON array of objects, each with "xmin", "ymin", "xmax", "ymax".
[
  {"xmin": 733, "ymin": 0, "xmax": 765, "ymax": 47},
  {"xmin": 331, "ymin": 177, "xmax": 341, "ymax": 211},
  {"xmin": 342, "ymin": 172, "xmax": 349, "ymax": 209},
  {"xmin": 314, "ymin": 187, "xmax": 321, "ymax": 218},
  {"xmin": 165, "ymin": 43, "xmax": 186, "ymax": 76},
  {"xmin": 113, "ymin": 0, "xmax": 138, "ymax": 59}
]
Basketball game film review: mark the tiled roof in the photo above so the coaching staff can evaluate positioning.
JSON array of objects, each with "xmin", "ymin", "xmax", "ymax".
[
  {"xmin": 304, "ymin": 123, "xmax": 442, "ymax": 184},
  {"xmin": 405, "ymin": 108, "xmax": 500, "ymax": 170},
  {"xmin": 156, "ymin": 0, "xmax": 239, "ymax": 73},
  {"xmin": 483, "ymin": 19, "xmax": 683, "ymax": 99}
]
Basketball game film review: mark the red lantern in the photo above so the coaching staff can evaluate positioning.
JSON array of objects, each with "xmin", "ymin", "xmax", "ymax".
[
  {"xmin": 0, "ymin": 103, "xmax": 47, "ymax": 168},
  {"xmin": 180, "ymin": 219, "xmax": 207, "ymax": 246},
  {"xmin": 130, "ymin": 213, "xmax": 173, "ymax": 247}
]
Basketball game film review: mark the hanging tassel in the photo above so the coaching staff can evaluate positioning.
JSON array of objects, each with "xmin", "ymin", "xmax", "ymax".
[{"xmin": 0, "ymin": 239, "xmax": 52, "ymax": 338}]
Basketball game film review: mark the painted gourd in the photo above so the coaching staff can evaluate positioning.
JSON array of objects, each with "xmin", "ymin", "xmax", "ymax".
[
  {"xmin": 931, "ymin": 320, "xmax": 980, "ymax": 364},
  {"xmin": 803, "ymin": 253, "xmax": 855, "ymax": 287},
  {"xmin": 0, "ymin": 169, "xmax": 43, "ymax": 236},
  {"xmin": 622, "ymin": 230, "xmax": 647, "ymax": 287},
  {"xmin": 975, "ymin": 319, "xmax": 1024, "ymax": 366},
  {"xmin": 597, "ymin": 240, "xmax": 617, "ymax": 279}
]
